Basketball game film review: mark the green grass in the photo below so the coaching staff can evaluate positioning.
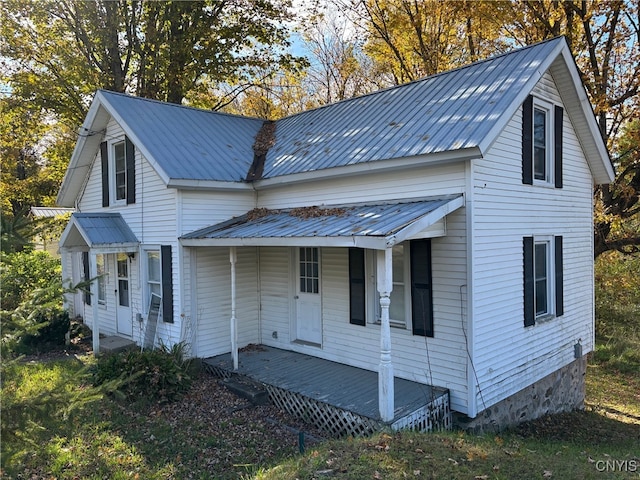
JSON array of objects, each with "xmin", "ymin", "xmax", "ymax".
[{"xmin": 2, "ymin": 252, "xmax": 639, "ymax": 479}]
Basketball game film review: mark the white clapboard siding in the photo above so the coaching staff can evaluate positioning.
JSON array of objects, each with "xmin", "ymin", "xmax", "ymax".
[
  {"xmin": 257, "ymin": 162, "xmax": 466, "ymax": 208},
  {"xmin": 180, "ymin": 190, "xmax": 256, "ymax": 235},
  {"xmin": 194, "ymin": 247, "xmax": 260, "ymax": 358},
  {"xmin": 74, "ymin": 118, "xmax": 183, "ymax": 344},
  {"xmin": 470, "ymin": 72, "xmax": 595, "ymax": 410},
  {"xmin": 259, "ymin": 247, "xmax": 292, "ymax": 346}
]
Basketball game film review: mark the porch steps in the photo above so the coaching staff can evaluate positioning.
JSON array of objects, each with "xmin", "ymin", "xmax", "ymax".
[
  {"xmin": 221, "ymin": 376, "xmax": 270, "ymax": 406},
  {"xmin": 99, "ymin": 335, "xmax": 136, "ymax": 354}
]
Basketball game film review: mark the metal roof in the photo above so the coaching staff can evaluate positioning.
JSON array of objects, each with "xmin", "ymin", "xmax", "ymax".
[
  {"xmin": 180, "ymin": 195, "xmax": 464, "ymax": 249},
  {"xmin": 263, "ymin": 39, "xmax": 562, "ymax": 178},
  {"xmin": 57, "ymin": 36, "xmax": 613, "ymax": 208},
  {"xmin": 30, "ymin": 207, "xmax": 75, "ymax": 218},
  {"xmin": 59, "ymin": 213, "xmax": 139, "ymax": 252},
  {"xmin": 99, "ymin": 91, "xmax": 264, "ymax": 182}
]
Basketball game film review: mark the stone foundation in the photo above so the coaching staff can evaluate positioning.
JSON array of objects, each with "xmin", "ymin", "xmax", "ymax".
[{"xmin": 454, "ymin": 355, "xmax": 587, "ymax": 434}]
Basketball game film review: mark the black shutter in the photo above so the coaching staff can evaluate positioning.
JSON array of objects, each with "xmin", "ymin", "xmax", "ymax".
[
  {"xmin": 522, "ymin": 95, "xmax": 533, "ymax": 185},
  {"xmin": 82, "ymin": 251, "xmax": 91, "ymax": 305},
  {"xmin": 348, "ymin": 248, "xmax": 366, "ymax": 326},
  {"xmin": 554, "ymin": 105, "xmax": 563, "ymax": 188},
  {"xmin": 125, "ymin": 136, "xmax": 136, "ymax": 204},
  {"xmin": 100, "ymin": 141, "xmax": 109, "ymax": 207},
  {"xmin": 410, "ymin": 239, "xmax": 433, "ymax": 337},
  {"xmin": 523, "ymin": 237, "xmax": 535, "ymax": 327},
  {"xmin": 161, "ymin": 245, "xmax": 174, "ymax": 323},
  {"xmin": 555, "ymin": 236, "xmax": 564, "ymax": 317}
]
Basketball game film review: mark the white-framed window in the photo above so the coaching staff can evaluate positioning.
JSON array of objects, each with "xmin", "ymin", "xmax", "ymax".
[
  {"xmin": 140, "ymin": 245, "xmax": 173, "ymax": 323},
  {"xmin": 523, "ymin": 95, "xmax": 563, "ymax": 188},
  {"xmin": 376, "ymin": 244, "xmax": 410, "ymax": 327},
  {"xmin": 534, "ymin": 239, "xmax": 552, "ymax": 317},
  {"xmin": 533, "ymin": 104, "xmax": 550, "ymax": 182},
  {"xmin": 101, "ymin": 136, "xmax": 135, "ymax": 207},
  {"xmin": 524, "ymin": 235, "xmax": 563, "ymax": 327},
  {"xmin": 96, "ymin": 254, "xmax": 107, "ymax": 305},
  {"xmin": 349, "ymin": 240, "xmax": 433, "ymax": 336},
  {"xmin": 112, "ymin": 141, "xmax": 127, "ymax": 202},
  {"xmin": 144, "ymin": 248, "xmax": 162, "ymax": 311}
]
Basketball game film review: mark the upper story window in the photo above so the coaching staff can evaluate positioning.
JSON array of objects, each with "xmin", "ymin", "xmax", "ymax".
[
  {"xmin": 522, "ymin": 95, "xmax": 563, "ymax": 188},
  {"xmin": 113, "ymin": 141, "xmax": 127, "ymax": 201},
  {"xmin": 100, "ymin": 136, "xmax": 136, "ymax": 207}
]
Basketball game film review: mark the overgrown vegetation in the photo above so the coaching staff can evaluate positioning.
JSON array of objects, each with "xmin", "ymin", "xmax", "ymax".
[
  {"xmin": 594, "ymin": 251, "xmax": 640, "ymax": 375},
  {"xmin": 1, "ymin": 252, "xmax": 638, "ymax": 479},
  {"xmin": 91, "ymin": 342, "xmax": 194, "ymax": 404}
]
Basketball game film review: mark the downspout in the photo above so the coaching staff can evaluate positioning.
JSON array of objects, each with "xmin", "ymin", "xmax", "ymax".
[
  {"xmin": 377, "ymin": 248, "xmax": 394, "ymax": 422},
  {"xmin": 230, "ymin": 246, "xmax": 238, "ymax": 370}
]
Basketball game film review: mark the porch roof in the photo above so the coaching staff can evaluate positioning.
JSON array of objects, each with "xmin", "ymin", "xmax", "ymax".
[
  {"xmin": 180, "ymin": 194, "xmax": 464, "ymax": 249},
  {"xmin": 59, "ymin": 212, "xmax": 139, "ymax": 253}
]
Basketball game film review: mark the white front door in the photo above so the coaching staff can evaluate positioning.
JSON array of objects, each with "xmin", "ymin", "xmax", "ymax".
[
  {"xmin": 116, "ymin": 253, "xmax": 132, "ymax": 336},
  {"xmin": 296, "ymin": 247, "xmax": 322, "ymax": 345}
]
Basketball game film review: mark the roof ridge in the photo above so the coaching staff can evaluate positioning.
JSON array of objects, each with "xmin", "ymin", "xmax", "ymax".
[
  {"xmin": 276, "ymin": 36, "xmax": 566, "ymax": 123},
  {"xmin": 97, "ymin": 89, "xmax": 265, "ymax": 122}
]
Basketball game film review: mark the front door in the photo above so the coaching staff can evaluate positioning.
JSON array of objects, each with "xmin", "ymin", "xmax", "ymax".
[
  {"xmin": 296, "ymin": 247, "xmax": 322, "ymax": 345},
  {"xmin": 116, "ymin": 253, "xmax": 132, "ymax": 336}
]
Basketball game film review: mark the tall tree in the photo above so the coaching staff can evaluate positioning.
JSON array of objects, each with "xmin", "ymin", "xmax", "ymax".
[
  {"xmin": 334, "ymin": 0, "xmax": 639, "ymax": 255},
  {"xmin": 339, "ymin": 0, "xmax": 509, "ymax": 83},
  {"xmin": 503, "ymin": 0, "xmax": 640, "ymax": 255},
  {"xmin": 300, "ymin": 6, "xmax": 385, "ymax": 103},
  {"xmin": 0, "ymin": 0, "xmax": 304, "ymax": 220}
]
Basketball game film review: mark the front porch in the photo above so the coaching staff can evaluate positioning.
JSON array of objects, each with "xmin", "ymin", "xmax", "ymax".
[{"xmin": 204, "ymin": 345, "xmax": 451, "ymax": 437}]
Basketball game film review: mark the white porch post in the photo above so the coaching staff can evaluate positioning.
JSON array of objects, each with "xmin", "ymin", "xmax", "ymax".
[
  {"xmin": 89, "ymin": 252, "xmax": 100, "ymax": 355},
  {"xmin": 377, "ymin": 248, "xmax": 394, "ymax": 422},
  {"xmin": 230, "ymin": 247, "xmax": 238, "ymax": 370}
]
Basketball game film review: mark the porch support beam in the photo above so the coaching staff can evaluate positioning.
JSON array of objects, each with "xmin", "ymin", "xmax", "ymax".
[
  {"xmin": 89, "ymin": 252, "xmax": 100, "ymax": 355},
  {"xmin": 377, "ymin": 248, "xmax": 394, "ymax": 422},
  {"xmin": 230, "ymin": 247, "xmax": 238, "ymax": 370}
]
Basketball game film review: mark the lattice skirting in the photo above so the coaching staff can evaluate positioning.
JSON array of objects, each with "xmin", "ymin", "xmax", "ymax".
[
  {"xmin": 264, "ymin": 384, "xmax": 384, "ymax": 437},
  {"xmin": 205, "ymin": 361, "xmax": 451, "ymax": 437},
  {"xmin": 390, "ymin": 392, "xmax": 452, "ymax": 432},
  {"xmin": 202, "ymin": 362, "xmax": 233, "ymax": 379}
]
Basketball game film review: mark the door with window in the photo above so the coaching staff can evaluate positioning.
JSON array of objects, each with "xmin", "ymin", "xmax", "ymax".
[
  {"xmin": 116, "ymin": 253, "xmax": 132, "ymax": 336},
  {"xmin": 295, "ymin": 247, "xmax": 322, "ymax": 345}
]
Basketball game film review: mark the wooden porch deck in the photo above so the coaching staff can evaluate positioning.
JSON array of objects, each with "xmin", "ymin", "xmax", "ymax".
[{"xmin": 203, "ymin": 345, "xmax": 451, "ymax": 437}]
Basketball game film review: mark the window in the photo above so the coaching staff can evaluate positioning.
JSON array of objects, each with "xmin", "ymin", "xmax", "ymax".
[
  {"xmin": 96, "ymin": 254, "xmax": 107, "ymax": 305},
  {"xmin": 348, "ymin": 240, "xmax": 433, "ymax": 336},
  {"xmin": 522, "ymin": 95, "xmax": 563, "ymax": 188},
  {"xmin": 100, "ymin": 136, "xmax": 135, "ymax": 207},
  {"xmin": 146, "ymin": 250, "xmax": 161, "ymax": 300},
  {"xmin": 348, "ymin": 248, "xmax": 366, "ymax": 326},
  {"xmin": 114, "ymin": 142, "xmax": 127, "ymax": 201},
  {"xmin": 533, "ymin": 107, "xmax": 548, "ymax": 181},
  {"xmin": 523, "ymin": 236, "xmax": 563, "ymax": 327},
  {"xmin": 534, "ymin": 241, "xmax": 550, "ymax": 316},
  {"xmin": 143, "ymin": 246, "xmax": 173, "ymax": 323},
  {"xmin": 299, "ymin": 247, "xmax": 319, "ymax": 294}
]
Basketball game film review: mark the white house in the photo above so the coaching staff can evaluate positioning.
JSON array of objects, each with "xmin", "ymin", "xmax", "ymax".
[{"xmin": 58, "ymin": 37, "xmax": 614, "ymax": 432}]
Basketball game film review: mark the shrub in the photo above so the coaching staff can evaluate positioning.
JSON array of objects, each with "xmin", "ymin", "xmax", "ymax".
[
  {"xmin": 0, "ymin": 251, "xmax": 61, "ymax": 312},
  {"xmin": 91, "ymin": 342, "xmax": 193, "ymax": 404},
  {"xmin": 594, "ymin": 251, "xmax": 640, "ymax": 373}
]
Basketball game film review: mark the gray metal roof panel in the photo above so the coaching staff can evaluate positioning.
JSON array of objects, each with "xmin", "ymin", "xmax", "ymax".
[
  {"xmin": 72, "ymin": 212, "xmax": 139, "ymax": 246},
  {"xmin": 30, "ymin": 207, "xmax": 75, "ymax": 218},
  {"xmin": 99, "ymin": 91, "xmax": 263, "ymax": 182},
  {"xmin": 182, "ymin": 195, "xmax": 462, "ymax": 240},
  {"xmin": 263, "ymin": 38, "xmax": 560, "ymax": 178}
]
